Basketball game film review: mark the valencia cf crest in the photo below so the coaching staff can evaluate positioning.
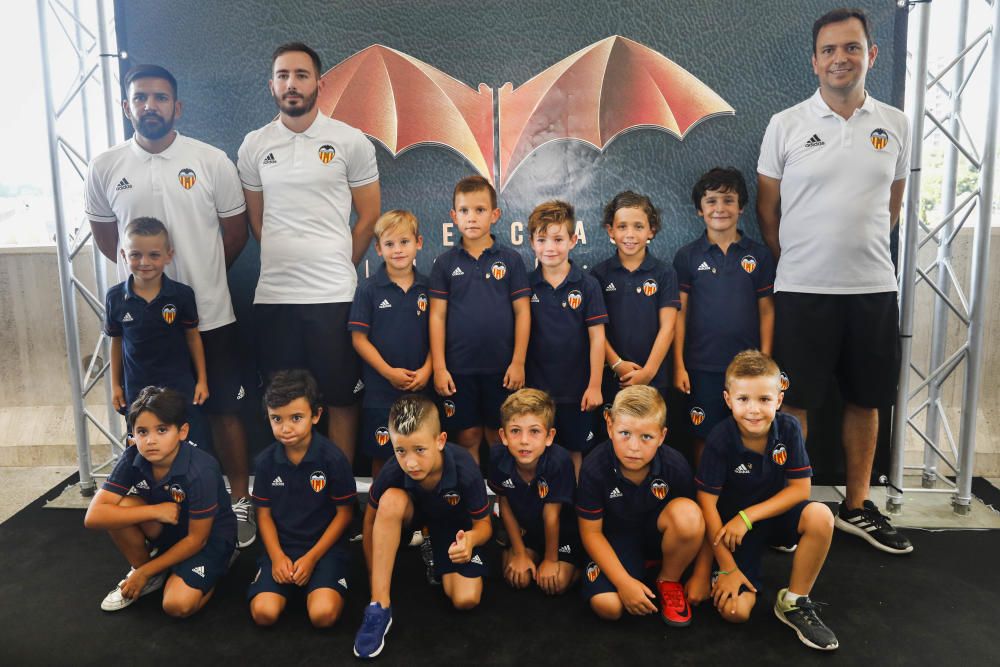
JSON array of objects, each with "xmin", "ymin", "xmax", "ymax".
[
  {"xmin": 161, "ymin": 304, "xmax": 177, "ymax": 325},
  {"xmin": 740, "ymin": 255, "xmax": 757, "ymax": 273},
  {"xmin": 537, "ymin": 478, "xmax": 549, "ymax": 499},
  {"xmin": 779, "ymin": 371, "xmax": 790, "ymax": 392},
  {"xmin": 491, "ymin": 261, "xmax": 507, "ymax": 280},
  {"xmin": 443, "ymin": 400, "xmax": 456, "ymax": 418},
  {"xmin": 566, "ymin": 289, "xmax": 582, "ymax": 310},
  {"xmin": 375, "ymin": 426, "xmax": 390, "ymax": 447},
  {"xmin": 177, "ymin": 168, "xmax": 197, "ymax": 190},
  {"xmin": 169, "ymin": 483, "xmax": 186, "ymax": 503},
  {"xmin": 318, "ymin": 144, "xmax": 337, "ymax": 163},
  {"xmin": 642, "ymin": 279, "xmax": 658, "ymax": 296},
  {"xmin": 689, "ymin": 406, "xmax": 706, "ymax": 426},
  {"xmin": 650, "ymin": 478, "xmax": 668, "ymax": 501},
  {"xmin": 443, "ymin": 490, "xmax": 461, "ymax": 506},
  {"xmin": 586, "ymin": 561, "xmax": 600, "ymax": 583},
  {"xmin": 417, "ymin": 293, "xmax": 428, "ymax": 314},
  {"xmin": 870, "ymin": 128, "xmax": 889, "ymax": 151},
  {"xmin": 772, "ymin": 444, "xmax": 788, "ymax": 466},
  {"xmin": 310, "ymin": 471, "xmax": 327, "ymax": 492}
]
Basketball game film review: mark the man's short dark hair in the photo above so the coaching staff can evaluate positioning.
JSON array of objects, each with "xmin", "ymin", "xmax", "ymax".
[
  {"xmin": 691, "ymin": 167, "xmax": 749, "ymax": 210},
  {"xmin": 272, "ymin": 42, "xmax": 322, "ymax": 76},
  {"xmin": 123, "ymin": 64, "xmax": 178, "ymax": 99},
  {"xmin": 264, "ymin": 369, "xmax": 321, "ymax": 414},
  {"xmin": 813, "ymin": 7, "xmax": 872, "ymax": 53}
]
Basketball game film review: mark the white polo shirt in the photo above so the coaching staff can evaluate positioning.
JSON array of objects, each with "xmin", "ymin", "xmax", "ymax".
[
  {"xmin": 237, "ymin": 114, "xmax": 378, "ymax": 304},
  {"xmin": 757, "ymin": 89, "xmax": 910, "ymax": 295},
  {"xmin": 85, "ymin": 133, "xmax": 245, "ymax": 331}
]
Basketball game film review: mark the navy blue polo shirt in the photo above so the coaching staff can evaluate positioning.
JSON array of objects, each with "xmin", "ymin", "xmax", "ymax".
[
  {"xmin": 527, "ymin": 263, "xmax": 609, "ymax": 403},
  {"xmin": 369, "ymin": 442, "xmax": 491, "ymax": 526},
  {"xmin": 348, "ymin": 265, "xmax": 431, "ymax": 407},
  {"xmin": 673, "ymin": 232, "xmax": 776, "ymax": 372},
  {"xmin": 590, "ymin": 253, "xmax": 680, "ymax": 388},
  {"xmin": 103, "ymin": 275, "xmax": 199, "ymax": 402},
  {"xmin": 429, "ymin": 237, "xmax": 531, "ymax": 374},
  {"xmin": 487, "ymin": 443, "xmax": 576, "ymax": 537},
  {"xmin": 576, "ymin": 440, "xmax": 694, "ymax": 532},
  {"xmin": 251, "ymin": 432, "xmax": 357, "ymax": 553},
  {"xmin": 696, "ymin": 412, "xmax": 812, "ymax": 519},
  {"xmin": 103, "ymin": 441, "xmax": 236, "ymax": 543}
]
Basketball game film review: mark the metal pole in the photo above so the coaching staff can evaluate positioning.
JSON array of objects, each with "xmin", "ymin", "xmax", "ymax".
[
  {"xmin": 954, "ymin": 0, "xmax": 1000, "ymax": 515},
  {"xmin": 922, "ymin": 0, "xmax": 969, "ymax": 488},
  {"xmin": 37, "ymin": 0, "xmax": 95, "ymax": 495}
]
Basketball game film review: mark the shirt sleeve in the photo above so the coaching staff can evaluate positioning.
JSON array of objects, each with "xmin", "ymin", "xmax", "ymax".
[
  {"xmin": 583, "ymin": 275, "xmax": 609, "ymax": 327},
  {"xmin": 507, "ymin": 251, "xmax": 531, "ymax": 301},
  {"xmin": 462, "ymin": 469, "xmax": 491, "ymax": 520},
  {"xmin": 84, "ymin": 161, "xmax": 116, "ymax": 223},
  {"xmin": 673, "ymin": 247, "xmax": 693, "ymax": 293},
  {"xmin": 236, "ymin": 134, "xmax": 262, "ymax": 191},
  {"xmin": 668, "ymin": 450, "xmax": 696, "ymax": 500},
  {"xmin": 347, "ymin": 282, "xmax": 373, "ymax": 331},
  {"xmin": 657, "ymin": 264, "xmax": 681, "ymax": 310},
  {"xmin": 212, "ymin": 152, "xmax": 247, "ymax": 217},
  {"xmin": 102, "ymin": 449, "xmax": 136, "ymax": 495},
  {"xmin": 187, "ymin": 462, "xmax": 222, "ymax": 520},
  {"xmin": 486, "ymin": 445, "xmax": 507, "ymax": 496},
  {"xmin": 695, "ymin": 436, "xmax": 727, "ymax": 496},
  {"xmin": 428, "ymin": 254, "xmax": 450, "ymax": 301},
  {"xmin": 545, "ymin": 449, "xmax": 575, "ymax": 506},
  {"xmin": 894, "ymin": 114, "xmax": 911, "ymax": 181},
  {"xmin": 180, "ymin": 286, "xmax": 200, "ymax": 329},
  {"xmin": 783, "ymin": 416, "xmax": 813, "ymax": 479},
  {"xmin": 327, "ymin": 448, "xmax": 359, "ymax": 505},
  {"xmin": 757, "ymin": 116, "xmax": 785, "ymax": 180},
  {"xmin": 250, "ymin": 451, "xmax": 274, "ymax": 508},
  {"xmin": 103, "ymin": 289, "xmax": 121, "ymax": 337},
  {"xmin": 346, "ymin": 132, "xmax": 379, "ymax": 188},
  {"xmin": 575, "ymin": 464, "xmax": 604, "ymax": 521},
  {"xmin": 754, "ymin": 244, "xmax": 776, "ymax": 298},
  {"xmin": 367, "ymin": 460, "xmax": 403, "ymax": 509}
]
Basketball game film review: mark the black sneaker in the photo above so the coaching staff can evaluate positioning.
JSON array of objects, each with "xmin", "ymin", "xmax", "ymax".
[
  {"xmin": 774, "ymin": 589, "xmax": 839, "ymax": 651},
  {"xmin": 835, "ymin": 500, "xmax": 914, "ymax": 554},
  {"xmin": 419, "ymin": 536, "xmax": 439, "ymax": 585}
]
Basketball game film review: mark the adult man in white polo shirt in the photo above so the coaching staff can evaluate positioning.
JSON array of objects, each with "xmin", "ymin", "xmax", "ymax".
[
  {"xmin": 86, "ymin": 64, "xmax": 257, "ymax": 548},
  {"xmin": 238, "ymin": 42, "xmax": 380, "ymax": 465},
  {"xmin": 757, "ymin": 8, "xmax": 912, "ymax": 555}
]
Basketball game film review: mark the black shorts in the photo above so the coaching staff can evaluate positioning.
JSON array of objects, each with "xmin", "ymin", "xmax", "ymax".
[
  {"xmin": 151, "ymin": 531, "xmax": 236, "ymax": 593},
  {"xmin": 360, "ymin": 406, "xmax": 394, "ymax": 461},
  {"xmin": 520, "ymin": 525, "xmax": 585, "ymax": 567},
  {"xmin": 553, "ymin": 403, "xmax": 600, "ymax": 454},
  {"xmin": 724, "ymin": 500, "xmax": 809, "ymax": 591},
  {"xmin": 254, "ymin": 303, "xmax": 361, "ymax": 406},
  {"xmin": 774, "ymin": 292, "xmax": 900, "ymax": 409},
  {"xmin": 247, "ymin": 547, "xmax": 350, "ymax": 600},
  {"xmin": 686, "ymin": 370, "xmax": 728, "ymax": 439},
  {"xmin": 200, "ymin": 323, "xmax": 249, "ymax": 415},
  {"xmin": 442, "ymin": 373, "xmax": 508, "ymax": 432},
  {"xmin": 581, "ymin": 515, "xmax": 663, "ymax": 600}
]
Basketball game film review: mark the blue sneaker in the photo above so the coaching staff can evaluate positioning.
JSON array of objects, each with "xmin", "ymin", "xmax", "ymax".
[{"xmin": 354, "ymin": 602, "xmax": 393, "ymax": 659}]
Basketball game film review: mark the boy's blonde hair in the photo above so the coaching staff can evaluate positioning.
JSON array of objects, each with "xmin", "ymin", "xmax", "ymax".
[
  {"xmin": 528, "ymin": 200, "xmax": 575, "ymax": 239},
  {"xmin": 609, "ymin": 385, "xmax": 666, "ymax": 427},
  {"xmin": 388, "ymin": 394, "xmax": 440, "ymax": 437},
  {"xmin": 500, "ymin": 388, "xmax": 555, "ymax": 430},
  {"xmin": 724, "ymin": 350, "xmax": 782, "ymax": 390},
  {"xmin": 374, "ymin": 209, "xmax": 420, "ymax": 243}
]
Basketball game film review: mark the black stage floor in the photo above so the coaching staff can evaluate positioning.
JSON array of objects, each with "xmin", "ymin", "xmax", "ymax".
[{"xmin": 1, "ymin": 476, "xmax": 997, "ymax": 666}]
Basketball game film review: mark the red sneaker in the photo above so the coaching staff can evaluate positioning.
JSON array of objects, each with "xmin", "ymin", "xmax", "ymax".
[{"xmin": 656, "ymin": 579, "xmax": 691, "ymax": 627}]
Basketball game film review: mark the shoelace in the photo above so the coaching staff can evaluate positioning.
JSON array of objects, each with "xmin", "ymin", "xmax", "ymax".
[
  {"xmin": 360, "ymin": 605, "xmax": 386, "ymax": 634},
  {"xmin": 790, "ymin": 598, "xmax": 829, "ymax": 626},
  {"xmin": 232, "ymin": 498, "xmax": 250, "ymax": 521},
  {"xmin": 861, "ymin": 507, "xmax": 893, "ymax": 531},
  {"xmin": 662, "ymin": 584, "xmax": 685, "ymax": 609}
]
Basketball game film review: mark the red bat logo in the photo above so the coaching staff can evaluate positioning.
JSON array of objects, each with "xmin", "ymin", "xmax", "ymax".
[
  {"xmin": 870, "ymin": 128, "xmax": 889, "ymax": 150},
  {"xmin": 178, "ymin": 168, "xmax": 197, "ymax": 190},
  {"xmin": 741, "ymin": 255, "xmax": 757, "ymax": 273},
  {"xmin": 689, "ymin": 407, "xmax": 706, "ymax": 426},
  {"xmin": 169, "ymin": 484, "xmax": 186, "ymax": 503},
  {"xmin": 443, "ymin": 400, "xmax": 456, "ymax": 418},
  {"xmin": 317, "ymin": 36, "xmax": 734, "ymax": 191},
  {"xmin": 375, "ymin": 427, "xmax": 390, "ymax": 447},
  {"xmin": 310, "ymin": 471, "xmax": 327, "ymax": 492},
  {"xmin": 318, "ymin": 144, "xmax": 336, "ymax": 164},
  {"xmin": 650, "ymin": 479, "xmax": 668, "ymax": 501},
  {"xmin": 642, "ymin": 279, "xmax": 658, "ymax": 296},
  {"xmin": 443, "ymin": 491, "xmax": 461, "ymax": 506},
  {"xmin": 161, "ymin": 305, "xmax": 177, "ymax": 325},
  {"xmin": 567, "ymin": 290, "xmax": 583, "ymax": 310},
  {"xmin": 586, "ymin": 562, "xmax": 601, "ymax": 583},
  {"xmin": 417, "ymin": 294, "xmax": 428, "ymax": 313},
  {"xmin": 491, "ymin": 261, "xmax": 507, "ymax": 280},
  {"xmin": 779, "ymin": 371, "xmax": 790, "ymax": 392},
  {"xmin": 537, "ymin": 478, "xmax": 549, "ymax": 499},
  {"xmin": 772, "ymin": 445, "xmax": 788, "ymax": 466}
]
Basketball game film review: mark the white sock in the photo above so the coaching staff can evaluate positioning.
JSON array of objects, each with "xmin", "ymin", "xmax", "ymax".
[{"xmin": 785, "ymin": 590, "xmax": 807, "ymax": 605}]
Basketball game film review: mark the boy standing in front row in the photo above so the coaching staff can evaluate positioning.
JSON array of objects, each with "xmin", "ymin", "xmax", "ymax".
[
  {"xmin": 354, "ymin": 394, "xmax": 492, "ymax": 659},
  {"xmin": 489, "ymin": 389, "xmax": 581, "ymax": 594},
  {"xmin": 577, "ymin": 386, "xmax": 704, "ymax": 625},
  {"xmin": 695, "ymin": 350, "xmax": 837, "ymax": 651},
  {"xmin": 430, "ymin": 175, "xmax": 531, "ymax": 465},
  {"xmin": 248, "ymin": 370, "xmax": 357, "ymax": 629},
  {"xmin": 526, "ymin": 201, "xmax": 608, "ymax": 474}
]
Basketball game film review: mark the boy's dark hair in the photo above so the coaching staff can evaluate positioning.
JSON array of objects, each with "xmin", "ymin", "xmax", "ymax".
[
  {"xmin": 124, "ymin": 217, "xmax": 171, "ymax": 249},
  {"xmin": 127, "ymin": 386, "xmax": 187, "ymax": 431},
  {"xmin": 528, "ymin": 200, "xmax": 575, "ymax": 239},
  {"xmin": 602, "ymin": 191, "xmax": 660, "ymax": 235},
  {"xmin": 453, "ymin": 175, "xmax": 497, "ymax": 210},
  {"xmin": 812, "ymin": 7, "xmax": 871, "ymax": 53},
  {"xmin": 264, "ymin": 369, "xmax": 321, "ymax": 414},
  {"xmin": 123, "ymin": 64, "xmax": 178, "ymax": 99},
  {"xmin": 272, "ymin": 41, "xmax": 322, "ymax": 76},
  {"xmin": 388, "ymin": 394, "xmax": 440, "ymax": 437},
  {"xmin": 691, "ymin": 167, "xmax": 749, "ymax": 210}
]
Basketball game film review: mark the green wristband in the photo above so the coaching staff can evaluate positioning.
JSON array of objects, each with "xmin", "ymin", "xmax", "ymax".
[{"xmin": 739, "ymin": 510, "xmax": 753, "ymax": 531}]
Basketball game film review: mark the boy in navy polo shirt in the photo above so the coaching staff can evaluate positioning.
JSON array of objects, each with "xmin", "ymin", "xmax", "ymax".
[
  {"xmin": 577, "ymin": 386, "xmax": 703, "ymax": 625},
  {"xmin": 84, "ymin": 387, "xmax": 237, "ymax": 615},
  {"xmin": 104, "ymin": 217, "xmax": 209, "ymax": 443},
  {"xmin": 673, "ymin": 168, "xmax": 776, "ymax": 463},
  {"xmin": 430, "ymin": 175, "xmax": 531, "ymax": 465},
  {"xmin": 526, "ymin": 201, "xmax": 607, "ymax": 474},
  {"xmin": 695, "ymin": 351, "xmax": 837, "ymax": 651},
  {"xmin": 591, "ymin": 192, "xmax": 680, "ymax": 406},
  {"xmin": 354, "ymin": 394, "xmax": 492, "ymax": 659},
  {"xmin": 350, "ymin": 210, "xmax": 432, "ymax": 479},
  {"xmin": 489, "ymin": 389, "xmax": 581, "ymax": 594},
  {"xmin": 248, "ymin": 370, "xmax": 357, "ymax": 628}
]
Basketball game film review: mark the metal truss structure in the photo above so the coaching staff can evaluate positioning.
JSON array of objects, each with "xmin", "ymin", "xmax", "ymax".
[{"xmin": 890, "ymin": 0, "xmax": 1000, "ymax": 514}]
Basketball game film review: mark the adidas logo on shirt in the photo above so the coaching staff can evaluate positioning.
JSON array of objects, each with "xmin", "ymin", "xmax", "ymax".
[
  {"xmin": 471, "ymin": 554, "xmax": 483, "ymax": 565},
  {"xmin": 609, "ymin": 487, "xmax": 623, "ymax": 499},
  {"xmin": 804, "ymin": 134, "xmax": 825, "ymax": 148},
  {"xmin": 135, "ymin": 479, "xmax": 149, "ymax": 490},
  {"xmin": 121, "ymin": 312, "xmax": 133, "ymax": 322},
  {"xmin": 451, "ymin": 267, "xmax": 465, "ymax": 277},
  {"xmin": 697, "ymin": 262, "xmax": 712, "ymax": 271},
  {"xmin": 338, "ymin": 578, "xmax": 348, "ymax": 589},
  {"xmin": 558, "ymin": 544, "xmax": 572, "ymax": 554},
  {"xmin": 272, "ymin": 476, "xmax": 284, "ymax": 487},
  {"xmin": 605, "ymin": 283, "xmax": 616, "ymax": 292},
  {"xmin": 115, "ymin": 178, "xmax": 132, "ymax": 191},
  {"xmin": 378, "ymin": 299, "xmax": 392, "ymax": 309},
  {"xmin": 502, "ymin": 478, "xmax": 515, "ymax": 489},
  {"xmin": 263, "ymin": 152, "xmax": 277, "ymax": 165},
  {"xmin": 734, "ymin": 463, "xmax": 751, "ymax": 474},
  {"xmin": 192, "ymin": 565, "xmax": 206, "ymax": 577},
  {"xmin": 531, "ymin": 294, "xmax": 539, "ymax": 303}
]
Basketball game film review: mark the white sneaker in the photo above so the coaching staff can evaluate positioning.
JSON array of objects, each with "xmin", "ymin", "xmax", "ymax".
[
  {"xmin": 232, "ymin": 497, "xmax": 257, "ymax": 548},
  {"xmin": 100, "ymin": 569, "xmax": 166, "ymax": 611},
  {"xmin": 408, "ymin": 530, "xmax": 424, "ymax": 547}
]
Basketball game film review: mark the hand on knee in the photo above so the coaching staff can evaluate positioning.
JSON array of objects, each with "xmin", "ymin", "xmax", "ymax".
[{"xmin": 720, "ymin": 599, "xmax": 751, "ymax": 624}]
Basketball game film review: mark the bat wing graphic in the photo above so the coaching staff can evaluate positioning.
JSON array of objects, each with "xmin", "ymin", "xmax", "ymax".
[
  {"xmin": 496, "ymin": 35, "xmax": 734, "ymax": 191},
  {"xmin": 317, "ymin": 45, "xmax": 495, "ymax": 184}
]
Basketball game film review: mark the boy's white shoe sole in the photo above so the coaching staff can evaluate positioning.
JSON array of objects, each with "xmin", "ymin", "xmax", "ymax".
[{"xmin": 100, "ymin": 569, "xmax": 166, "ymax": 612}]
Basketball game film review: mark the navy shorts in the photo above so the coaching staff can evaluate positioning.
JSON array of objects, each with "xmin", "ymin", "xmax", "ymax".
[
  {"xmin": 726, "ymin": 500, "xmax": 808, "ymax": 590},
  {"xmin": 521, "ymin": 525, "xmax": 584, "ymax": 567},
  {"xmin": 200, "ymin": 323, "xmax": 248, "ymax": 416},
  {"xmin": 247, "ymin": 547, "xmax": 350, "ymax": 600},
  {"xmin": 152, "ymin": 531, "xmax": 235, "ymax": 593},
  {"xmin": 254, "ymin": 302, "xmax": 362, "ymax": 407},
  {"xmin": 581, "ymin": 517, "xmax": 663, "ymax": 599},
  {"xmin": 415, "ymin": 517, "xmax": 488, "ymax": 579},
  {"xmin": 553, "ymin": 403, "xmax": 599, "ymax": 453},
  {"xmin": 442, "ymin": 373, "xmax": 508, "ymax": 432},
  {"xmin": 686, "ymin": 370, "xmax": 728, "ymax": 440},
  {"xmin": 360, "ymin": 406, "xmax": 394, "ymax": 460}
]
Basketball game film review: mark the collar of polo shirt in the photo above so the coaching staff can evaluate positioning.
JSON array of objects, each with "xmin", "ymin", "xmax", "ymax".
[
  {"xmin": 529, "ymin": 260, "xmax": 583, "ymax": 288},
  {"xmin": 695, "ymin": 229, "xmax": 751, "ymax": 253},
  {"xmin": 457, "ymin": 234, "xmax": 499, "ymax": 259},
  {"xmin": 134, "ymin": 438, "xmax": 192, "ymax": 482},
  {"xmin": 496, "ymin": 445, "xmax": 552, "ymax": 483},
  {"xmin": 275, "ymin": 113, "xmax": 326, "ymax": 138},
  {"xmin": 609, "ymin": 251, "xmax": 659, "ymax": 273},
  {"xmin": 128, "ymin": 131, "xmax": 183, "ymax": 161},
  {"xmin": 810, "ymin": 88, "xmax": 876, "ymax": 119}
]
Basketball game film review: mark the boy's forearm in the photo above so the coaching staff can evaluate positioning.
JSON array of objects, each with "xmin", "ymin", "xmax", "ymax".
[
  {"xmin": 468, "ymin": 516, "xmax": 493, "ymax": 548},
  {"xmin": 256, "ymin": 507, "xmax": 287, "ymax": 563},
  {"xmin": 541, "ymin": 503, "xmax": 561, "ymax": 562},
  {"xmin": 185, "ymin": 329, "xmax": 208, "ymax": 382},
  {"xmin": 644, "ymin": 308, "xmax": 676, "ymax": 372},
  {"xmin": 110, "ymin": 337, "xmax": 124, "ymax": 388},
  {"xmin": 587, "ymin": 326, "xmax": 606, "ymax": 390},
  {"xmin": 604, "ymin": 340, "xmax": 622, "ymax": 366},
  {"xmin": 500, "ymin": 498, "xmax": 529, "ymax": 555},
  {"xmin": 510, "ymin": 298, "xmax": 530, "ymax": 365},
  {"xmin": 758, "ymin": 296, "xmax": 775, "ymax": 356},
  {"xmin": 429, "ymin": 302, "xmax": 448, "ymax": 371},
  {"xmin": 673, "ymin": 296, "xmax": 687, "ymax": 366},
  {"xmin": 579, "ymin": 521, "xmax": 631, "ymax": 588},
  {"xmin": 352, "ymin": 332, "xmax": 396, "ymax": 380},
  {"xmin": 304, "ymin": 505, "xmax": 354, "ymax": 562},
  {"xmin": 744, "ymin": 482, "xmax": 810, "ymax": 525},
  {"xmin": 85, "ymin": 501, "xmax": 161, "ymax": 530},
  {"xmin": 698, "ymin": 493, "xmax": 738, "ymax": 571}
]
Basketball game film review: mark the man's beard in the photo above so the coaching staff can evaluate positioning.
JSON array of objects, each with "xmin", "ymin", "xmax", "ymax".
[
  {"xmin": 135, "ymin": 113, "xmax": 174, "ymax": 140},
  {"xmin": 274, "ymin": 88, "xmax": 318, "ymax": 117}
]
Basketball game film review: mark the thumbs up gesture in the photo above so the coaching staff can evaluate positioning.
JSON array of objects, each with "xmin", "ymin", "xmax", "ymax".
[{"xmin": 448, "ymin": 529, "xmax": 473, "ymax": 564}]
